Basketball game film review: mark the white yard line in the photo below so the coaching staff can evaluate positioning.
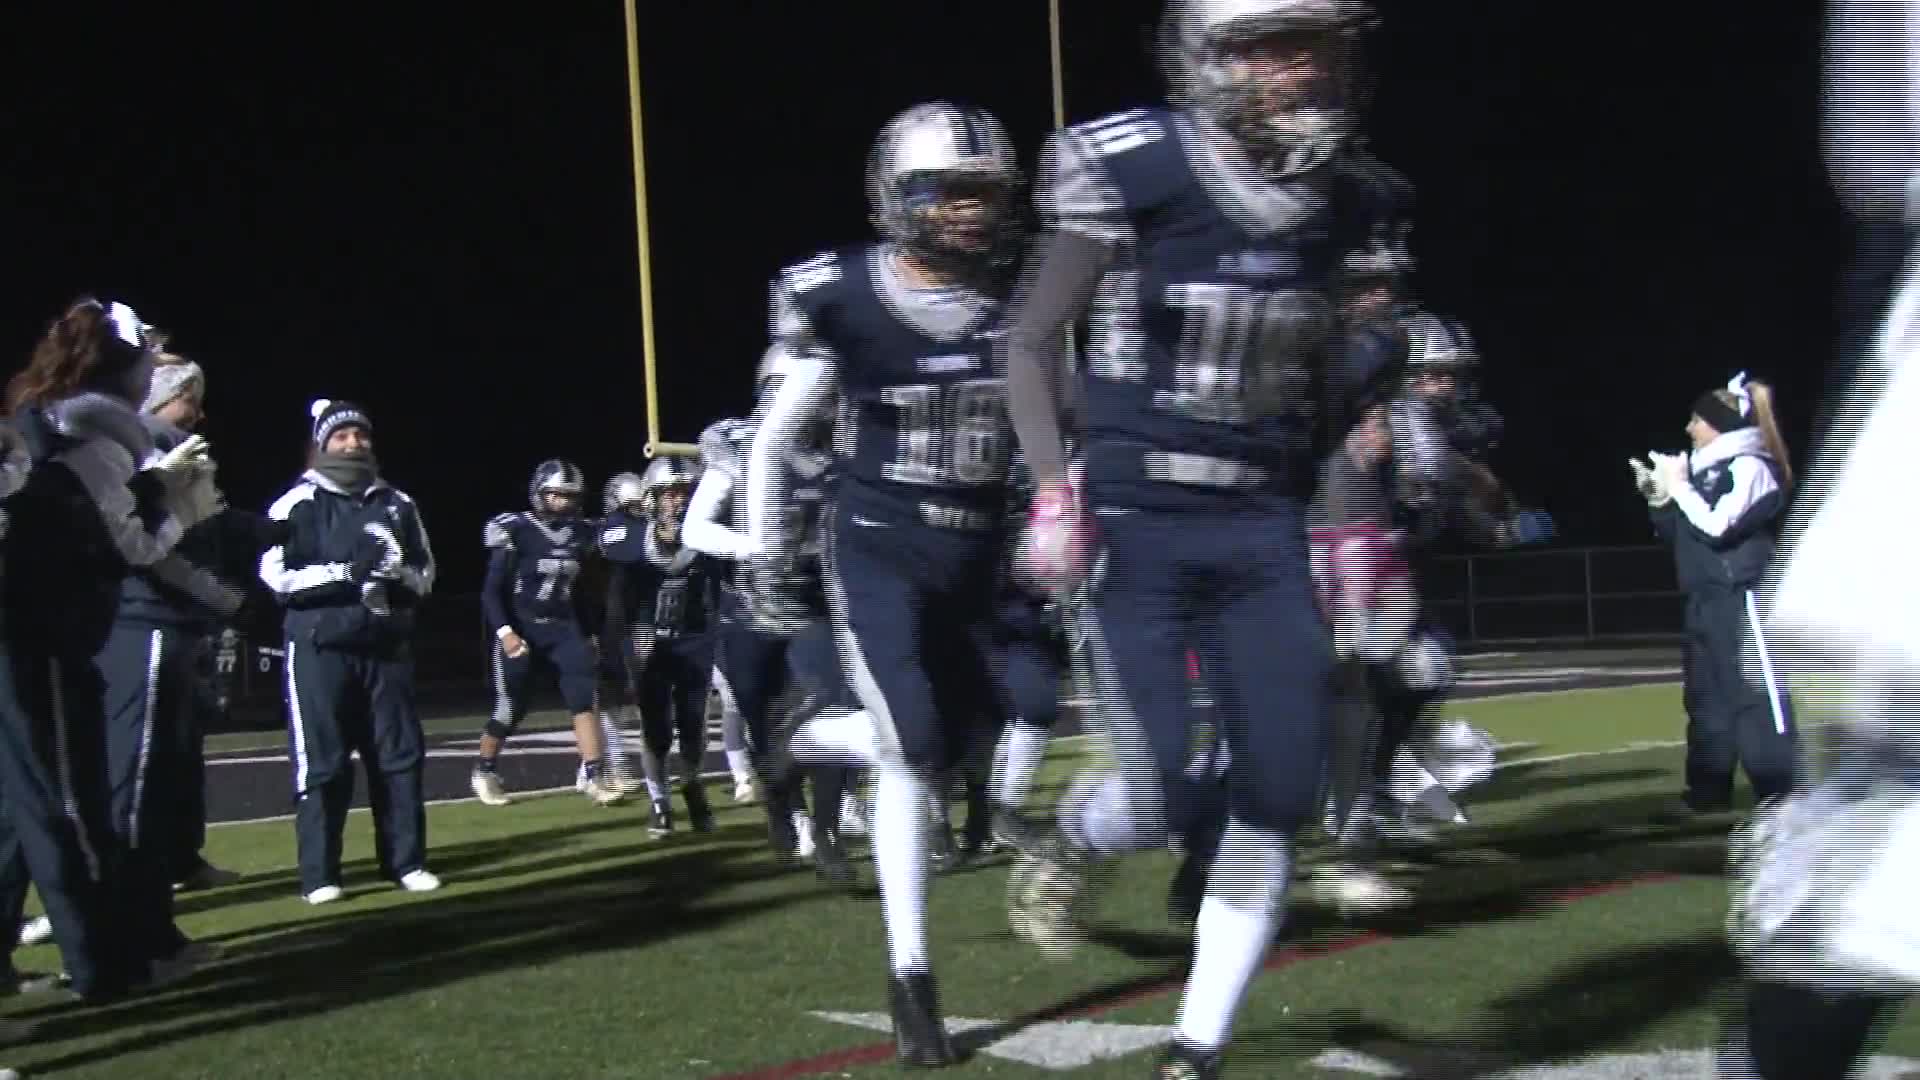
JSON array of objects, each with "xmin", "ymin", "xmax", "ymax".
[{"xmin": 206, "ymin": 726, "xmax": 1681, "ymax": 826}]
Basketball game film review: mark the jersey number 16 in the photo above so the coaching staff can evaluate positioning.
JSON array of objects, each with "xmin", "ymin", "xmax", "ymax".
[{"xmin": 881, "ymin": 378, "xmax": 1010, "ymax": 488}]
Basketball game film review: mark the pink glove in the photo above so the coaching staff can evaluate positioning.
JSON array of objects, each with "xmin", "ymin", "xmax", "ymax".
[{"xmin": 1014, "ymin": 474, "xmax": 1093, "ymax": 596}]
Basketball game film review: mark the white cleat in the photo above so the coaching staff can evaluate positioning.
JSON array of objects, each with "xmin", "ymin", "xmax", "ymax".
[
  {"xmin": 398, "ymin": 869, "xmax": 442, "ymax": 893},
  {"xmin": 1308, "ymin": 864, "xmax": 1414, "ymax": 917},
  {"xmin": 582, "ymin": 778, "xmax": 626, "ymax": 807},
  {"xmin": 732, "ymin": 776, "xmax": 759, "ymax": 805},
  {"xmin": 471, "ymin": 770, "xmax": 513, "ymax": 807},
  {"xmin": 16, "ymin": 917, "xmax": 50, "ymax": 948},
  {"xmin": 304, "ymin": 885, "xmax": 344, "ymax": 906}
]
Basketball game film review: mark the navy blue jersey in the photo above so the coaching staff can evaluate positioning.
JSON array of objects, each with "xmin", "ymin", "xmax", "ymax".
[
  {"xmin": 1037, "ymin": 108, "xmax": 1412, "ymax": 514},
  {"xmin": 481, "ymin": 511, "xmax": 595, "ymax": 636},
  {"xmin": 598, "ymin": 511, "xmax": 725, "ymax": 641},
  {"xmin": 759, "ymin": 245, "xmax": 1015, "ymax": 535}
]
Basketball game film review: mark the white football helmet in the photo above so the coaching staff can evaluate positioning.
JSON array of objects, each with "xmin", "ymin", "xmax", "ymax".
[
  {"xmin": 602, "ymin": 471, "xmax": 647, "ymax": 517},
  {"xmin": 867, "ymin": 102, "xmax": 1024, "ymax": 281},
  {"xmin": 1162, "ymin": 0, "xmax": 1376, "ymax": 177}
]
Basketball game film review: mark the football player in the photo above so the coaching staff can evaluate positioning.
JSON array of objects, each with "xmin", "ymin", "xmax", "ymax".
[
  {"xmin": 747, "ymin": 102, "xmax": 1026, "ymax": 1066},
  {"xmin": 602, "ymin": 457, "xmax": 724, "ymax": 836},
  {"xmin": 681, "ymin": 419, "xmax": 762, "ymax": 804},
  {"xmin": 1000, "ymin": 2, "xmax": 1427, "ymax": 1073},
  {"xmin": 472, "ymin": 460, "xmax": 621, "ymax": 808},
  {"xmin": 692, "ymin": 390, "xmax": 850, "ymax": 873}
]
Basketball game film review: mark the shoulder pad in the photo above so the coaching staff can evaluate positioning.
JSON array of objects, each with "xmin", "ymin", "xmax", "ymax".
[
  {"xmin": 777, "ymin": 250, "xmax": 849, "ymax": 299},
  {"xmin": 483, "ymin": 512, "xmax": 520, "ymax": 550},
  {"xmin": 1065, "ymin": 108, "xmax": 1169, "ymax": 161}
]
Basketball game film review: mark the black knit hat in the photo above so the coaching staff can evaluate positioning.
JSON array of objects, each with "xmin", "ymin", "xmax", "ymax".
[{"xmin": 309, "ymin": 398, "xmax": 372, "ymax": 446}]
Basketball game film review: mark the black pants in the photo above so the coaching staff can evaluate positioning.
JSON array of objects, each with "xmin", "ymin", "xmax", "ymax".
[
  {"xmin": 284, "ymin": 639, "xmax": 427, "ymax": 894},
  {"xmin": 1681, "ymin": 588, "xmax": 1796, "ymax": 808},
  {"xmin": 0, "ymin": 645, "xmax": 135, "ymax": 999},
  {"xmin": 99, "ymin": 622, "xmax": 200, "ymax": 963},
  {"xmin": 166, "ymin": 632, "xmax": 216, "ymax": 882}
]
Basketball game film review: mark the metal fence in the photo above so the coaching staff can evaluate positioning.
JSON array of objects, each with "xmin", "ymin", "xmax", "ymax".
[
  {"xmin": 1420, "ymin": 544, "xmax": 1682, "ymax": 646},
  {"xmin": 214, "ymin": 544, "xmax": 1683, "ymax": 731}
]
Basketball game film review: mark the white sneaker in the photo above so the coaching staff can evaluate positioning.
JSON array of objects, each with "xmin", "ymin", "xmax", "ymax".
[
  {"xmin": 582, "ymin": 778, "xmax": 625, "ymax": 807},
  {"xmin": 840, "ymin": 796, "xmax": 870, "ymax": 837},
  {"xmin": 16, "ymin": 917, "xmax": 50, "ymax": 948},
  {"xmin": 792, "ymin": 811, "xmax": 816, "ymax": 860},
  {"xmin": 398, "ymin": 869, "xmax": 442, "ymax": 893},
  {"xmin": 304, "ymin": 885, "xmax": 344, "ymax": 906},
  {"xmin": 732, "ymin": 776, "xmax": 759, "ymax": 804},
  {"xmin": 471, "ymin": 769, "xmax": 512, "ymax": 807}
]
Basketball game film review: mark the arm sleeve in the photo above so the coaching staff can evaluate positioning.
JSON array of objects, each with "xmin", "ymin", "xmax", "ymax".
[
  {"xmin": 61, "ymin": 439, "xmax": 182, "ymax": 568},
  {"xmin": 388, "ymin": 493, "xmax": 436, "ymax": 598},
  {"xmin": 683, "ymin": 469, "xmax": 755, "ymax": 559},
  {"xmin": 1005, "ymin": 230, "xmax": 1115, "ymax": 486},
  {"xmin": 481, "ymin": 544, "xmax": 516, "ymax": 636},
  {"xmin": 746, "ymin": 350, "xmax": 840, "ymax": 553},
  {"xmin": 1670, "ymin": 456, "xmax": 1784, "ymax": 547},
  {"xmin": 1005, "ymin": 128, "xmax": 1130, "ymax": 487}
]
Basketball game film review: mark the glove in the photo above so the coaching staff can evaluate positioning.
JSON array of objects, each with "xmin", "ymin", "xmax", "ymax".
[
  {"xmin": 152, "ymin": 434, "xmax": 212, "ymax": 478},
  {"xmin": 1627, "ymin": 457, "xmax": 1671, "ymax": 507},
  {"xmin": 1506, "ymin": 509, "xmax": 1556, "ymax": 547},
  {"xmin": 1013, "ymin": 474, "xmax": 1093, "ymax": 598},
  {"xmin": 166, "ymin": 466, "xmax": 226, "ymax": 530},
  {"xmin": 1649, "ymin": 451, "xmax": 1689, "ymax": 498},
  {"xmin": 361, "ymin": 580, "xmax": 392, "ymax": 618}
]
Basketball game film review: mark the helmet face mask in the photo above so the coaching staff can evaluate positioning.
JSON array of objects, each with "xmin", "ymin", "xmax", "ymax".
[
  {"xmin": 1167, "ymin": 0, "xmax": 1374, "ymax": 177},
  {"xmin": 868, "ymin": 103, "xmax": 1024, "ymax": 285}
]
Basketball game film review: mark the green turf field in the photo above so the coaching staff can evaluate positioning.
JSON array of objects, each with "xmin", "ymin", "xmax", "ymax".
[{"xmin": 7, "ymin": 682, "xmax": 1917, "ymax": 1078}]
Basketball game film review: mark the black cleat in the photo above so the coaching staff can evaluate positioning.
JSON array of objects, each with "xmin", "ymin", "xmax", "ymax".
[
  {"xmin": 766, "ymin": 804, "xmax": 801, "ymax": 862},
  {"xmin": 888, "ymin": 970, "xmax": 957, "ymax": 1068},
  {"xmin": 683, "ymin": 779, "xmax": 716, "ymax": 833},
  {"xmin": 1157, "ymin": 1039, "xmax": 1223, "ymax": 1079},
  {"xmin": 814, "ymin": 826, "xmax": 856, "ymax": 888},
  {"xmin": 648, "ymin": 797, "xmax": 674, "ymax": 838}
]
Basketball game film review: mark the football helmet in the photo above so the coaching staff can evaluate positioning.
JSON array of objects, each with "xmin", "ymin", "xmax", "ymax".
[
  {"xmin": 603, "ymin": 471, "xmax": 647, "ymax": 517},
  {"xmin": 639, "ymin": 456, "xmax": 699, "ymax": 542},
  {"xmin": 1162, "ymin": 0, "xmax": 1376, "ymax": 178},
  {"xmin": 867, "ymin": 102, "xmax": 1024, "ymax": 282},
  {"xmin": 528, "ymin": 459, "xmax": 585, "ymax": 520}
]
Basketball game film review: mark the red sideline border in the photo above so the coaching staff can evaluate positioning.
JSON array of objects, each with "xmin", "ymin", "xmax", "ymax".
[{"xmin": 710, "ymin": 872, "xmax": 1684, "ymax": 1080}]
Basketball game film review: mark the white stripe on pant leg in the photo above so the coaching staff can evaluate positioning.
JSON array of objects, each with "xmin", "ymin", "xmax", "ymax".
[
  {"xmin": 286, "ymin": 641, "xmax": 310, "ymax": 796},
  {"xmin": 713, "ymin": 664, "xmax": 747, "ymax": 753},
  {"xmin": 1069, "ymin": 575, "xmax": 1169, "ymax": 843},
  {"xmin": 129, "ymin": 628, "xmax": 163, "ymax": 849},
  {"xmin": 820, "ymin": 511, "xmax": 904, "ymax": 764},
  {"xmin": 1745, "ymin": 590, "xmax": 1789, "ymax": 736},
  {"xmin": 490, "ymin": 641, "xmax": 513, "ymax": 733},
  {"xmin": 47, "ymin": 660, "xmax": 101, "ymax": 881}
]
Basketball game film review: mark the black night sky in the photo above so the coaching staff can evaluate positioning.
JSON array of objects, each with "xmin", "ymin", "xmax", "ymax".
[{"xmin": 0, "ymin": 1, "xmax": 1844, "ymax": 592}]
